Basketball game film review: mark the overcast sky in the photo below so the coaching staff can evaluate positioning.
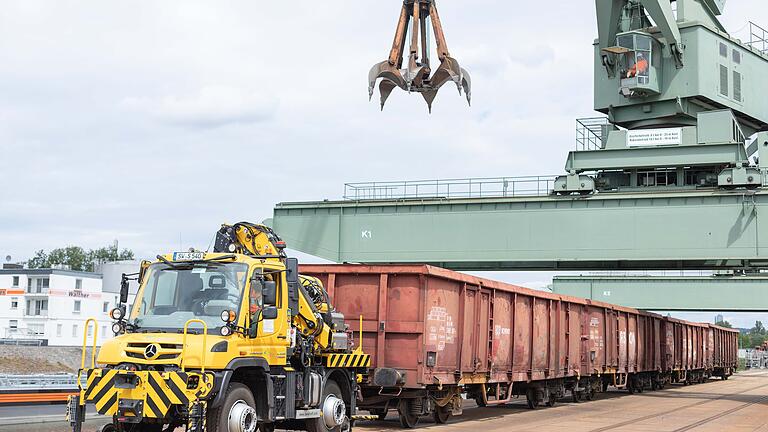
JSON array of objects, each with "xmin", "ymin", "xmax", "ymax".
[{"xmin": 1, "ymin": 1, "xmax": 767, "ymax": 328}]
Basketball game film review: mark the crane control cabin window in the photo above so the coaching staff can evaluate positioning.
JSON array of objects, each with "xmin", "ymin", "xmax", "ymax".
[
  {"xmin": 130, "ymin": 261, "xmax": 248, "ymax": 333},
  {"xmin": 618, "ymin": 33, "xmax": 652, "ymax": 84}
]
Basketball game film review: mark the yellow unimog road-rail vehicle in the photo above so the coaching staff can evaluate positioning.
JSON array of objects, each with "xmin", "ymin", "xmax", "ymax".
[{"xmin": 67, "ymin": 222, "xmax": 371, "ymax": 432}]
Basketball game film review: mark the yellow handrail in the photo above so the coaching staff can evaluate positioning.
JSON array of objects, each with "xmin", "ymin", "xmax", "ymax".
[
  {"xmin": 80, "ymin": 318, "xmax": 98, "ymax": 369},
  {"xmin": 181, "ymin": 319, "xmax": 208, "ymax": 373},
  {"xmin": 356, "ymin": 315, "xmax": 364, "ymax": 354}
]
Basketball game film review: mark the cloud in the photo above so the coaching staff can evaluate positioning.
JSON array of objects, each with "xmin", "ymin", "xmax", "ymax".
[{"xmin": 122, "ymin": 85, "xmax": 278, "ymax": 128}]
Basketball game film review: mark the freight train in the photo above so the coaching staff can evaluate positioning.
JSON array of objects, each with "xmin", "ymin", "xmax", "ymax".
[{"xmin": 301, "ymin": 264, "xmax": 739, "ymax": 428}]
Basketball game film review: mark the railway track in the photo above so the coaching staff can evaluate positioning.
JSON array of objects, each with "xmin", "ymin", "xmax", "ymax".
[{"xmin": 591, "ymin": 378, "xmax": 768, "ymax": 431}]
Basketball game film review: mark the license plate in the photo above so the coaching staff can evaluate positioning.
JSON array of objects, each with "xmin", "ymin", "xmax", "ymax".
[{"xmin": 173, "ymin": 252, "xmax": 205, "ymax": 261}]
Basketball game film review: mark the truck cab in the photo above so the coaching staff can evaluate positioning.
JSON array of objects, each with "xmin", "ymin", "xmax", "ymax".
[{"xmin": 68, "ymin": 224, "xmax": 370, "ymax": 432}]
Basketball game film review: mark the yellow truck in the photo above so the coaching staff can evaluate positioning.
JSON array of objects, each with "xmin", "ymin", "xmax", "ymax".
[{"xmin": 67, "ymin": 222, "xmax": 370, "ymax": 432}]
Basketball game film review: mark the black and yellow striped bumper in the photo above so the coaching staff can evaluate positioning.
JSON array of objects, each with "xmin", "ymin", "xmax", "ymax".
[
  {"xmin": 325, "ymin": 353, "xmax": 371, "ymax": 368},
  {"xmin": 80, "ymin": 369, "xmax": 213, "ymax": 420}
]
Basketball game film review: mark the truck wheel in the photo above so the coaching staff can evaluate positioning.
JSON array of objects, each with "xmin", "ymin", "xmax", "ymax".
[
  {"xmin": 306, "ymin": 380, "xmax": 348, "ymax": 432},
  {"xmin": 207, "ymin": 382, "xmax": 257, "ymax": 432}
]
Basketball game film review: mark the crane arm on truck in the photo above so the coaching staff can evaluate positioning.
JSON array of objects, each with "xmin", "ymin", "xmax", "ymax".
[{"xmin": 213, "ymin": 222, "xmax": 346, "ymax": 352}]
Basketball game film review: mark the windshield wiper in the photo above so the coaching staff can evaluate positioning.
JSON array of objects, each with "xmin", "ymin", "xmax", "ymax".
[
  {"xmin": 156, "ymin": 254, "xmax": 186, "ymax": 269},
  {"xmin": 204, "ymin": 255, "xmax": 237, "ymax": 262}
]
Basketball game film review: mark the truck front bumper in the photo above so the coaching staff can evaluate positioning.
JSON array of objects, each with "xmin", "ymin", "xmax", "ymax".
[{"xmin": 73, "ymin": 368, "xmax": 214, "ymax": 422}]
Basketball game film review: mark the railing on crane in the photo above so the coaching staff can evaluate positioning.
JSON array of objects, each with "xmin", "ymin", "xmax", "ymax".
[
  {"xmin": 747, "ymin": 21, "xmax": 768, "ymax": 55},
  {"xmin": 576, "ymin": 117, "xmax": 609, "ymax": 151},
  {"xmin": 343, "ymin": 176, "xmax": 558, "ymax": 201}
]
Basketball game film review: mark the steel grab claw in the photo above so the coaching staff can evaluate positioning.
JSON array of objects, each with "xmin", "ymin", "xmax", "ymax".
[{"xmin": 369, "ymin": 0, "xmax": 471, "ymax": 111}]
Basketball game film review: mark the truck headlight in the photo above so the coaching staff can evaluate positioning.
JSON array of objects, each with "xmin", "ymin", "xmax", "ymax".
[
  {"xmin": 220, "ymin": 310, "xmax": 236, "ymax": 323},
  {"xmin": 111, "ymin": 322, "xmax": 124, "ymax": 335},
  {"xmin": 110, "ymin": 307, "xmax": 124, "ymax": 320}
]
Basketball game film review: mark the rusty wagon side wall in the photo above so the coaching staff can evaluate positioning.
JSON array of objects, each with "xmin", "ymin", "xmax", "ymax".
[
  {"xmin": 710, "ymin": 325, "xmax": 739, "ymax": 370},
  {"xmin": 300, "ymin": 264, "xmax": 654, "ymax": 389}
]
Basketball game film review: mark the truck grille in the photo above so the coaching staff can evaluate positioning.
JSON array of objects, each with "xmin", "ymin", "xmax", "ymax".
[{"xmin": 125, "ymin": 343, "xmax": 183, "ymax": 361}]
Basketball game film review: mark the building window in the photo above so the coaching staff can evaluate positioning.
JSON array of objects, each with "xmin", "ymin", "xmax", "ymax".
[
  {"xmin": 719, "ymin": 42, "xmax": 728, "ymax": 57},
  {"xmin": 32, "ymin": 277, "xmax": 50, "ymax": 294},
  {"xmin": 733, "ymin": 50, "xmax": 741, "ymax": 64},
  {"xmin": 57, "ymin": 324, "xmax": 63, "ymax": 337},
  {"xmin": 101, "ymin": 326, "xmax": 107, "ymax": 337},
  {"xmin": 72, "ymin": 325, "xmax": 78, "ymax": 337},
  {"xmin": 87, "ymin": 327, "xmax": 93, "ymax": 337},
  {"xmin": 74, "ymin": 300, "xmax": 81, "ymax": 313},
  {"xmin": 10, "ymin": 298, "xmax": 18, "ymax": 309},
  {"xmin": 28, "ymin": 323, "xmax": 44, "ymax": 336},
  {"xmin": 12, "ymin": 276, "xmax": 19, "ymax": 287},
  {"xmin": 103, "ymin": 302, "xmax": 110, "ymax": 313},
  {"xmin": 75, "ymin": 279, "xmax": 82, "ymax": 290},
  {"xmin": 9, "ymin": 320, "xmax": 18, "ymax": 330},
  {"xmin": 26, "ymin": 299, "xmax": 48, "ymax": 316}
]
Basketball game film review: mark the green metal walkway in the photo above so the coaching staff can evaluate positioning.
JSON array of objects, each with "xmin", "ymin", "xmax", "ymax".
[{"xmin": 271, "ymin": 186, "xmax": 768, "ymax": 271}]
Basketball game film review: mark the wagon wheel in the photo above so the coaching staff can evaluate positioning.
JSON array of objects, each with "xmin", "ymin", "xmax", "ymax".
[
  {"xmin": 587, "ymin": 386, "xmax": 597, "ymax": 401},
  {"xmin": 545, "ymin": 392, "xmax": 557, "ymax": 407},
  {"xmin": 433, "ymin": 406, "xmax": 451, "ymax": 424},
  {"xmin": 571, "ymin": 390, "xmax": 581, "ymax": 403},
  {"xmin": 398, "ymin": 401, "xmax": 420, "ymax": 429},
  {"xmin": 525, "ymin": 389, "xmax": 540, "ymax": 410}
]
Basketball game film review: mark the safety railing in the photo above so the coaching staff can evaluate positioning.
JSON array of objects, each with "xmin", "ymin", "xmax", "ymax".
[
  {"xmin": 576, "ymin": 117, "xmax": 609, "ymax": 151},
  {"xmin": 0, "ymin": 373, "xmax": 78, "ymax": 390},
  {"xmin": 747, "ymin": 21, "xmax": 768, "ymax": 54},
  {"xmin": 181, "ymin": 319, "xmax": 208, "ymax": 373},
  {"xmin": 343, "ymin": 176, "xmax": 558, "ymax": 201}
]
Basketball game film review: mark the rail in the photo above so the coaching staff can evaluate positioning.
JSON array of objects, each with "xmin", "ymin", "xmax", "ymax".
[
  {"xmin": 343, "ymin": 176, "xmax": 558, "ymax": 200},
  {"xmin": 747, "ymin": 21, "xmax": 768, "ymax": 54},
  {"xmin": 576, "ymin": 117, "xmax": 609, "ymax": 151}
]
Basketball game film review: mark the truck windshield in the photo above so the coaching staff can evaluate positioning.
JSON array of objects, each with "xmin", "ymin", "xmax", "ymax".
[{"xmin": 130, "ymin": 262, "xmax": 249, "ymax": 332}]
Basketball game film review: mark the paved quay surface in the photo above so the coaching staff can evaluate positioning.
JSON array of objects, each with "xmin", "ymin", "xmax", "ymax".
[{"xmin": 1, "ymin": 370, "xmax": 766, "ymax": 432}]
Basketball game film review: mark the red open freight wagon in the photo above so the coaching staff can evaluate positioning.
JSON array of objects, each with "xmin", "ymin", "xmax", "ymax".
[{"xmin": 301, "ymin": 264, "xmax": 738, "ymax": 427}]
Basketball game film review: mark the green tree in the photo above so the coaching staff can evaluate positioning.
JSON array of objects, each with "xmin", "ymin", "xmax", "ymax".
[
  {"xmin": 715, "ymin": 320, "xmax": 733, "ymax": 328},
  {"xmin": 752, "ymin": 321, "xmax": 766, "ymax": 336},
  {"xmin": 88, "ymin": 245, "xmax": 134, "ymax": 264},
  {"xmin": 27, "ymin": 250, "xmax": 48, "ymax": 269},
  {"xmin": 27, "ymin": 244, "xmax": 135, "ymax": 272}
]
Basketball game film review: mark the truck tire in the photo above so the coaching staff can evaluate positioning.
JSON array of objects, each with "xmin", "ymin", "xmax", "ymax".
[
  {"xmin": 306, "ymin": 380, "xmax": 349, "ymax": 432},
  {"xmin": 207, "ymin": 382, "xmax": 258, "ymax": 432}
]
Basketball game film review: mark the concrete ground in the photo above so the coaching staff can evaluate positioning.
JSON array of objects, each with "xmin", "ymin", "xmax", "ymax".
[{"xmin": 1, "ymin": 370, "xmax": 766, "ymax": 432}]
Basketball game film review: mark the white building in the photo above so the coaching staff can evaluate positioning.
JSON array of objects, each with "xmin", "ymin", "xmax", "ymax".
[{"xmin": 0, "ymin": 265, "xmax": 138, "ymax": 347}]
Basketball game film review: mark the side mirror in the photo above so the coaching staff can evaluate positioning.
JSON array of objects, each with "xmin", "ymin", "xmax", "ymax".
[
  {"xmin": 262, "ymin": 281, "xmax": 277, "ymax": 306},
  {"xmin": 262, "ymin": 306, "xmax": 278, "ymax": 320},
  {"xmin": 120, "ymin": 275, "xmax": 130, "ymax": 304},
  {"xmin": 285, "ymin": 258, "xmax": 299, "ymax": 284}
]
